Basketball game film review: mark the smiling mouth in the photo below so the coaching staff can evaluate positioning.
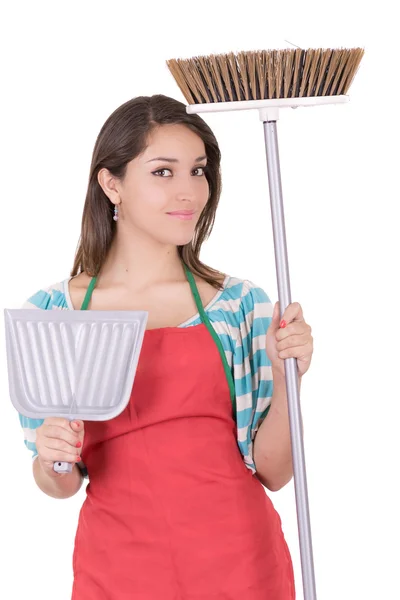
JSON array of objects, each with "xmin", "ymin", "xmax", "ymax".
[{"xmin": 166, "ymin": 210, "xmax": 196, "ymax": 220}]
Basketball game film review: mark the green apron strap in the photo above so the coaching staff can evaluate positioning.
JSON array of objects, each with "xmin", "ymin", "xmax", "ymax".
[
  {"xmin": 183, "ymin": 263, "xmax": 237, "ymax": 421},
  {"xmin": 80, "ymin": 276, "xmax": 97, "ymax": 310}
]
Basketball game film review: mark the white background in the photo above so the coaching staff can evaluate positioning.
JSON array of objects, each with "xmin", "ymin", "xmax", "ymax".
[{"xmin": 1, "ymin": 1, "xmax": 399, "ymax": 598}]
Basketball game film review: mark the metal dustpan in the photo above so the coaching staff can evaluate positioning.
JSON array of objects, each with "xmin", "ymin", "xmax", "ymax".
[{"xmin": 4, "ymin": 308, "xmax": 148, "ymax": 473}]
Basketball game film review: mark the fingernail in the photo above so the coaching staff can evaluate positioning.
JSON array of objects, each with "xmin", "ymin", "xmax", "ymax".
[
  {"xmin": 280, "ymin": 319, "xmax": 287, "ymax": 328},
  {"xmin": 76, "ymin": 441, "xmax": 82, "ymax": 448},
  {"xmin": 76, "ymin": 456, "xmax": 81, "ymax": 461}
]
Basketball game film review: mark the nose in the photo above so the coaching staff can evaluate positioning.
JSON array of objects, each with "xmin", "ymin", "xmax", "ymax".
[{"xmin": 173, "ymin": 176, "xmax": 198, "ymax": 202}]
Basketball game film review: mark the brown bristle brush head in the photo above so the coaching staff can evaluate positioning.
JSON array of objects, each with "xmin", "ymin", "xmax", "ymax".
[{"xmin": 166, "ymin": 47, "xmax": 365, "ymax": 105}]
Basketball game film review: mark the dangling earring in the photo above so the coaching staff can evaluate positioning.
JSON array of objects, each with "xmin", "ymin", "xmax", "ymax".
[{"xmin": 113, "ymin": 204, "xmax": 119, "ymax": 221}]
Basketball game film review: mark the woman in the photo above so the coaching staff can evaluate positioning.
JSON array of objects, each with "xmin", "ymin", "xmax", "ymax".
[{"xmin": 19, "ymin": 94, "xmax": 313, "ymax": 599}]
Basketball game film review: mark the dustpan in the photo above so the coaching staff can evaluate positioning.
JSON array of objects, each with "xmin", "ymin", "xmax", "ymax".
[{"xmin": 4, "ymin": 308, "xmax": 148, "ymax": 473}]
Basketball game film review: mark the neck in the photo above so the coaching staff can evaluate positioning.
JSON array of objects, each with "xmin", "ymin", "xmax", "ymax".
[{"xmin": 97, "ymin": 229, "xmax": 186, "ymax": 291}]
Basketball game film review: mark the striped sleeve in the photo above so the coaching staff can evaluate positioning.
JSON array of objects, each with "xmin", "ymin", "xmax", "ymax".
[
  {"xmin": 18, "ymin": 291, "xmax": 50, "ymax": 461},
  {"xmin": 233, "ymin": 280, "xmax": 274, "ymax": 473}
]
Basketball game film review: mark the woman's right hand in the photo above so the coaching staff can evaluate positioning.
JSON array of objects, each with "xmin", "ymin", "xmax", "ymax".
[{"xmin": 35, "ymin": 418, "xmax": 85, "ymax": 478}]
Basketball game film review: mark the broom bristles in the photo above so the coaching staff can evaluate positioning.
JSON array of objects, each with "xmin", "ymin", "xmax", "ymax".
[{"xmin": 166, "ymin": 47, "xmax": 364, "ymax": 104}]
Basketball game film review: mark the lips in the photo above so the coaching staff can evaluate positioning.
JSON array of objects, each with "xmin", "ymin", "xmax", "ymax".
[
  {"xmin": 167, "ymin": 210, "xmax": 195, "ymax": 216},
  {"xmin": 166, "ymin": 210, "xmax": 196, "ymax": 221}
]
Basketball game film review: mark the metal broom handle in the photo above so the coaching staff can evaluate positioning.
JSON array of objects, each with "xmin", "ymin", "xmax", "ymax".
[{"xmin": 263, "ymin": 120, "xmax": 317, "ymax": 600}]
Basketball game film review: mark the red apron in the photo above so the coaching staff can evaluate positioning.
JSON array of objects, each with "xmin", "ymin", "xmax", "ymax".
[{"xmin": 71, "ymin": 265, "xmax": 295, "ymax": 599}]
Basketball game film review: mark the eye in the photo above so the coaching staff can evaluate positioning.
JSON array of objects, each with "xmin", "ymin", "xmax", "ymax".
[
  {"xmin": 152, "ymin": 166, "xmax": 208, "ymax": 177},
  {"xmin": 193, "ymin": 166, "xmax": 207, "ymax": 176},
  {"xmin": 152, "ymin": 168, "xmax": 172, "ymax": 177}
]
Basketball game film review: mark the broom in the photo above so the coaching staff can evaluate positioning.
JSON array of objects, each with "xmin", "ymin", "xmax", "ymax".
[{"xmin": 166, "ymin": 47, "xmax": 364, "ymax": 600}]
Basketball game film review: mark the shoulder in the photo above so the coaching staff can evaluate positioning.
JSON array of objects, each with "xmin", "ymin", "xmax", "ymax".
[
  {"xmin": 204, "ymin": 275, "xmax": 273, "ymax": 338},
  {"xmin": 67, "ymin": 272, "xmax": 93, "ymax": 310},
  {"xmin": 22, "ymin": 277, "xmax": 72, "ymax": 310},
  {"xmin": 215, "ymin": 275, "xmax": 273, "ymax": 314}
]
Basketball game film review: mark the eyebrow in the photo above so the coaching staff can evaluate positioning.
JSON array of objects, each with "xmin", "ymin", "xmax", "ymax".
[{"xmin": 145, "ymin": 155, "xmax": 207, "ymax": 163}]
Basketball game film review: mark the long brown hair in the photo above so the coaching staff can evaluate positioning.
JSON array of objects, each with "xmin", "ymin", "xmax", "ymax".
[{"xmin": 71, "ymin": 94, "xmax": 225, "ymax": 289}]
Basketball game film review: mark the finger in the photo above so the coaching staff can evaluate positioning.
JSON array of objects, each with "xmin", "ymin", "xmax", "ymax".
[
  {"xmin": 276, "ymin": 322, "xmax": 309, "ymax": 341},
  {"xmin": 43, "ymin": 435, "xmax": 81, "ymax": 455},
  {"xmin": 278, "ymin": 342, "xmax": 313, "ymax": 359},
  {"xmin": 40, "ymin": 442, "xmax": 81, "ymax": 465},
  {"xmin": 43, "ymin": 424, "xmax": 82, "ymax": 449},
  {"xmin": 277, "ymin": 334, "xmax": 310, "ymax": 352},
  {"xmin": 280, "ymin": 302, "xmax": 304, "ymax": 325},
  {"xmin": 45, "ymin": 417, "xmax": 80, "ymax": 432},
  {"xmin": 70, "ymin": 421, "xmax": 85, "ymax": 446}
]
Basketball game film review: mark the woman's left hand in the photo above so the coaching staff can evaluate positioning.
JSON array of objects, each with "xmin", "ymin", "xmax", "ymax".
[{"xmin": 265, "ymin": 301, "xmax": 313, "ymax": 378}]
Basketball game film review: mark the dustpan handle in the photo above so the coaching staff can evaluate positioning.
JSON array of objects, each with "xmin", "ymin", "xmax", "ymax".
[
  {"xmin": 263, "ymin": 120, "xmax": 318, "ymax": 600},
  {"xmin": 53, "ymin": 416, "xmax": 75, "ymax": 473},
  {"xmin": 53, "ymin": 460, "xmax": 73, "ymax": 474}
]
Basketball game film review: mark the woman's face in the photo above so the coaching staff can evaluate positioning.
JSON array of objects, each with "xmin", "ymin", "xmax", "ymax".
[{"xmin": 115, "ymin": 123, "xmax": 210, "ymax": 246}]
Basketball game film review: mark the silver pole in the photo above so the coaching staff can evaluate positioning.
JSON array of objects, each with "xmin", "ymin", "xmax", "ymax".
[{"xmin": 263, "ymin": 119, "xmax": 317, "ymax": 600}]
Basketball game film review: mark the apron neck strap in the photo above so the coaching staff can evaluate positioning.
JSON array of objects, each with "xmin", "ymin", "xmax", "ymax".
[
  {"xmin": 80, "ymin": 275, "xmax": 96, "ymax": 310},
  {"xmin": 182, "ymin": 263, "xmax": 207, "ymax": 321},
  {"xmin": 183, "ymin": 263, "xmax": 237, "ymax": 420}
]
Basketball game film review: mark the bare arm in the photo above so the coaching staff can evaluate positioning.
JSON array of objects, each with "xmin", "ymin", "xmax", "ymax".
[
  {"xmin": 33, "ymin": 457, "xmax": 84, "ymax": 499},
  {"xmin": 253, "ymin": 370, "xmax": 303, "ymax": 492}
]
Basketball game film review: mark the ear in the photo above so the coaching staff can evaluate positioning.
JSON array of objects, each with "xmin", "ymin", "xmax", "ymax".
[{"xmin": 97, "ymin": 168, "xmax": 120, "ymax": 202}]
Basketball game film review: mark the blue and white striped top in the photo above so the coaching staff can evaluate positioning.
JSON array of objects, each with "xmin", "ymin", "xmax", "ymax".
[{"xmin": 18, "ymin": 274, "xmax": 274, "ymax": 477}]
